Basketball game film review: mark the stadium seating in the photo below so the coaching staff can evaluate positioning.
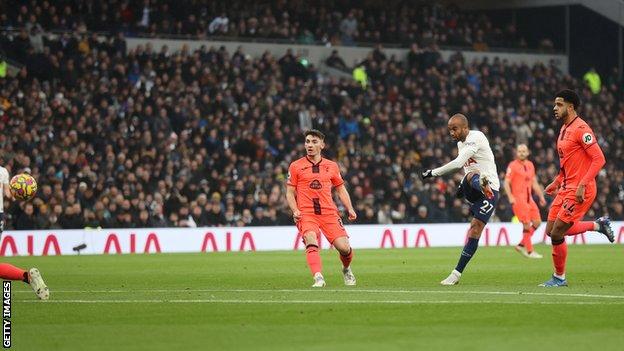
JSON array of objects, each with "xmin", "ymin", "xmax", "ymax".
[
  {"xmin": 1, "ymin": 0, "xmax": 545, "ymax": 50},
  {"xmin": 0, "ymin": 9, "xmax": 622, "ymax": 230}
]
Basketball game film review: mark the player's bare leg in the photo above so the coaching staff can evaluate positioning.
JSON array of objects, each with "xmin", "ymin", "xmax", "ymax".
[
  {"xmin": 441, "ymin": 218, "xmax": 485, "ymax": 285},
  {"xmin": 333, "ymin": 236, "xmax": 356, "ymax": 286},
  {"xmin": 303, "ymin": 232, "xmax": 325, "ymax": 287},
  {"xmin": 540, "ymin": 219, "xmax": 573, "ymax": 287}
]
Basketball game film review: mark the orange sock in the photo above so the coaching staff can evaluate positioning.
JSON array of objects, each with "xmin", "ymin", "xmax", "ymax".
[
  {"xmin": 339, "ymin": 248, "xmax": 353, "ymax": 268},
  {"xmin": 305, "ymin": 245, "xmax": 322, "ymax": 275},
  {"xmin": 565, "ymin": 221, "xmax": 595, "ymax": 236},
  {"xmin": 0, "ymin": 263, "xmax": 28, "ymax": 282},
  {"xmin": 551, "ymin": 238, "xmax": 567, "ymax": 276},
  {"xmin": 523, "ymin": 228, "xmax": 534, "ymax": 253}
]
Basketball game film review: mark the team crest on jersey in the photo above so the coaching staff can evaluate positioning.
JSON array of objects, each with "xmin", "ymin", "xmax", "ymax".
[
  {"xmin": 309, "ymin": 180, "xmax": 322, "ymax": 189},
  {"xmin": 582, "ymin": 133, "xmax": 593, "ymax": 145}
]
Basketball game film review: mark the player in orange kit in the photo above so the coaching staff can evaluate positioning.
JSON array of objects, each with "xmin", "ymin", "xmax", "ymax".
[
  {"xmin": 504, "ymin": 144, "xmax": 547, "ymax": 258},
  {"xmin": 285, "ymin": 130, "xmax": 357, "ymax": 287},
  {"xmin": 540, "ymin": 89, "xmax": 614, "ymax": 287}
]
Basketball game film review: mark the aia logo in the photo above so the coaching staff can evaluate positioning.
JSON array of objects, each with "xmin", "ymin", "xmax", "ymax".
[
  {"xmin": 464, "ymin": 158, "xmax": 477, "ymax": 167},
  {"xmin": 309, "ymin": 180, "xmax": 322, "ymax": 189}
]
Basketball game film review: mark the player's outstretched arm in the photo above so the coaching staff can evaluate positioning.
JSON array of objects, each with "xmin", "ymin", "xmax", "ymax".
[
  {"xmin": 425, "ymin": 146, "xmax": 477, "ymax": 179},
  {"xmin": 335, "ymin": 184, "xmax": 357, "ymax": 221}
]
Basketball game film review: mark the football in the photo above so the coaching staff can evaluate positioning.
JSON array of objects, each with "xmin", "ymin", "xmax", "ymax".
[{"xmin": 9, "ymin": 173, "xmax": 38, "ymax": 201}]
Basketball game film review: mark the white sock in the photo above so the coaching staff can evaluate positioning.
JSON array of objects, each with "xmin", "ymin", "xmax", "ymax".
[
  {"xmin": 554, "ymin": 273, "xmax": 566, "ymax": 280},
  {"xmin": 593, "ymin": 222, "xmax": 600, "ymax": 231}
]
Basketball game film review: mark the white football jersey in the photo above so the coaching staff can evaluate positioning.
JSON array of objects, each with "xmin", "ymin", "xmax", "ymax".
[
  {"xmin": 432, "ymin": 130, "xmax": 500, "ymax": 191},
  {"xmin": 0, "ymin": 166, "xmax": 9, "ymax": 212}
]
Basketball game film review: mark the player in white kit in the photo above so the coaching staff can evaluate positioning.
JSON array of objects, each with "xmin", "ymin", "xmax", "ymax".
[
  {"xmin": 0, "ymin": 165, "xmax": 49, "ymax": 299},
  {"xmin": 421, "ymin": 114, "xmax": 500, "ymax": 285}
]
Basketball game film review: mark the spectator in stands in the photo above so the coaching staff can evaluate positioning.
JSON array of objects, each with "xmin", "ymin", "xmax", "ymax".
[
  {"xmin": 15, "ymin": 203, "xmax": 39, "ymax": 230},
  {"xmin": 325, "ymin": 50, "xmax": 348, "ymax": 71},
  {"xmin": 584, "ymin": 67, "xmax": 602, "ymax": 95},
  {"xmin": 59, "ymin": 204, "xmax": 85, "ymax": 229},
  {"xmin": 413, "ymin": 206, "xmax": 430, "ymax": 224},
  {"xmin": 339, "ymin": 10, "xmax": 358, "ymax": 46},
  {"xmin": 209, "ymin": 13, "xmax": 229, "ymax": 35},
  {"xmin": 205, "ymin": 200, "xmax": 227, "ymax": 227},
  {"xmin": 149, "ymin": 204, "xmax": 169, "ymax": 228}
]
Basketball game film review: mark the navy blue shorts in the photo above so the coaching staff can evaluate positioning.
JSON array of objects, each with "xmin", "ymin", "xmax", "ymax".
[{"xmin": 459, "ymin": 176, "xmax": 499, "ymax": 224}]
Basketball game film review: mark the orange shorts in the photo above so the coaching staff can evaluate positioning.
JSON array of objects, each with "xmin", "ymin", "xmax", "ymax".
[
  {"xmin": 547, "ymin": 183, "xmax": 596, "ymax": 223},
  {"xmin": 296, "ymin": 213, "xmax": 348, "ymax": 244},
  {"xmin": 512, "ymin": 199, "xmax": 541, "ymax": 223}
]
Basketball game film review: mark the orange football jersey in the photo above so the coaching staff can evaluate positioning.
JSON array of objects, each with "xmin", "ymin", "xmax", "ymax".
[
  {"xmin": 505, "ymin": 159, "xmax": 536, "ymax": 204},
  {"xmin": 287, "ymin": 157, "xmax": 344, "ymax": 215}
]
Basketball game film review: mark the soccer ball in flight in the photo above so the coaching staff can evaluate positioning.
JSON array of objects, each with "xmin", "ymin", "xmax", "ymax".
[{"xmin": 9, "ymin": 173, "xmax": 38, "ymax": 201}]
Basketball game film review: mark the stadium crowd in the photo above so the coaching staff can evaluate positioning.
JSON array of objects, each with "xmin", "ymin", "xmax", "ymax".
[
  {"xmin": 1, "ymin": 0, "xmax": 545, "ymax": 50},
  {"xmin": 0, "ymin": 29, "xmax": 622, "ymax": 230}
]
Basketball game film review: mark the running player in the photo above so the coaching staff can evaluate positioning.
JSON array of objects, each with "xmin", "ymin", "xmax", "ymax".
[
  {"xmin": 286, "ymin": 130, "xmax": 357, "ymax": 287},
  {"xmin": 422, "ymin": 114, "xmax": 499, "ymax": 285},
  {"xmin": 504, "ymin": 144, "xmax": 546, "ymax": 258},
  {"xmin": 539, "ymin": 90, "xmax": 614, "ymax": 287},
  {"xmin": 0, "ymin": 165, "xmax": 49, "ymax": 299}
]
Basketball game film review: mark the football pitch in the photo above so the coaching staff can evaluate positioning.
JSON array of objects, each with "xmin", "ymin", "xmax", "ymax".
[{"xmin": 8, "ymin": 245, "xmax": 624, "ymax": 350}]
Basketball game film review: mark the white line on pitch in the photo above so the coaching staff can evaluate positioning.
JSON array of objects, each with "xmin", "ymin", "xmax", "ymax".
[
  {"xmin": 15, "ymin": 299, "xmax": 624, "ymax": 305},
  {"xmin": 11, "ymin": 288, "xmax": 624, "ymax": 300}
]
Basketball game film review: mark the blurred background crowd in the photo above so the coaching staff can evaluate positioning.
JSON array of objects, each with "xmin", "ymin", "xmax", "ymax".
[
  {"xmin": 0, "ymin": 1, "xmax": 622, "ymax": 230},
  {"xmin": 0, "ymin": 0, "xmax": 554, "ymax": 50}
]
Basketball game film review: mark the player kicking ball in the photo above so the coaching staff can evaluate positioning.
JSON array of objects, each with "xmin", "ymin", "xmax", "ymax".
[
  {"xmin": 421, "ymin": 114, "xmax": 500, "ymax": 285},
  {"xmin": 504, "ymin": 144, "xmax": 547, "ymax": 259},
  {"xmin": 539, "ymin": 90, "xmax": 614, "ymax": 287},
  {"xmin": 286, "ymin": 130, "xmax": 357, "ymax": 287},
  {"xmin": 1, "ymin": 165, "xmax": 49, "ymax": 300}
]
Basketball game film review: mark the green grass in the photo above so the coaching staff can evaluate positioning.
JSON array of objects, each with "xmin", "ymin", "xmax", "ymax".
[{"xmin": 7, "ymin": 244, "xmax": 624, "ymax": 350}]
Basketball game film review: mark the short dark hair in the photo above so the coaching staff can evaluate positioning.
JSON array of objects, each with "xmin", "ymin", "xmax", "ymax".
[
  {"xmin": 555, "ymin": 89, "xmax": 580, "ymax": 110},
  {"xmin": 304, "ymin": 129, "xmax": 325, "ymax": 140}
]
